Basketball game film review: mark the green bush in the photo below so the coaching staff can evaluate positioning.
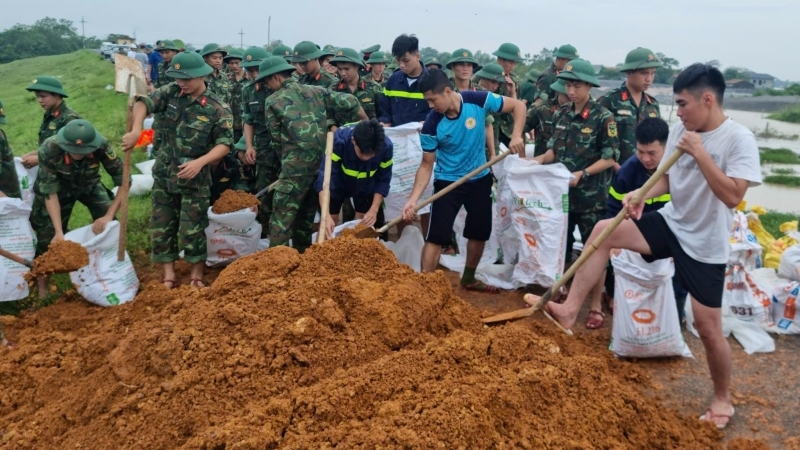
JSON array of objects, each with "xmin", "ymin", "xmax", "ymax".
[
  {"xmin": 759, "ymin": 147, "xmax": 800, "ymax": 164},
  {"xmin": 769, "ymin": 105, "xmax": 800, "ymax": 124},
  {"xmin": 764, "ymin": 175, "xmax": 800, "ymax": 187}
]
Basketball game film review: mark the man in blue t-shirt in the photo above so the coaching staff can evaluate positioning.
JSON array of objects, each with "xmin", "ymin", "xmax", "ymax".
[
  {"xmin": 147, "ymin": 43, "xmax": 163, "ymax": 86},
  {"xmin": 402, "ymin": 69, "xmax": 526, "ymax": 292}
]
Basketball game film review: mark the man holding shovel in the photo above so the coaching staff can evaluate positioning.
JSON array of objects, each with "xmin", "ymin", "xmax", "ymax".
[
  {"xmin": 403, "ymin": 69, "xmax": 526, "ymax": 292},
  {"xmin": 539, "ymin": 63, "xmax": 762, "ymax": 429}
]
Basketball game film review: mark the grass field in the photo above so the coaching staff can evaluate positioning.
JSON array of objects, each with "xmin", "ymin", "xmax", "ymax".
[
  {"xmin": 764, "ymin": 175, "xmax": 800, "ymax": 187},
  {"xmin": 759, "ymin": 147, "xmax": 800, "ymax": 164},
  {"xmin": 769, "ymin": 105, "xmax": 800, "ymax": 124}
]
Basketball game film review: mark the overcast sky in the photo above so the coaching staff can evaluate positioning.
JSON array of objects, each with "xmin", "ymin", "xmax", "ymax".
[{"xmin": 3, "ymin": 0, "xmax": 797, "ymax": 80}]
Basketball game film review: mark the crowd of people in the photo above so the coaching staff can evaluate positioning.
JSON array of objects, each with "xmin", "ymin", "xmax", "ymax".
[{"xmin": 0, "ymin": 33, "xmax": 763, "ymax": 429}]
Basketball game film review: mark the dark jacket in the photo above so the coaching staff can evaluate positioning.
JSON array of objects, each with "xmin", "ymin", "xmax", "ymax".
[
  {"xmin": 607, "ymin": 155, "xmax": 671, "ymax": 218},
  {"xmin": 314, "ymin": 125, "xmax": 393, "ymax": 199},
  {"xmin": 378, "ymin": 64, "xmax": 431, "ymax": 126}
]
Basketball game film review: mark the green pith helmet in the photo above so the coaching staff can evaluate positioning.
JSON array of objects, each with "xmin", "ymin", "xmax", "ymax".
[
  {"xmin": 366, "ymin": 51, "xmax": 390, "ymax": 65},
  {"xmin": 423, "ymin": 57, "xmax": 442, "ymax": 69},
  {"xmin": 446, "ymin": 48, "xmax": 479, "ymax": 69},
  {"xmin": 619, "ymin": 47, "xmax": 663, "ymax": 72},
  {"xmin": 241, "ymin": 47, "xmax": 271, "ymax": 69},
  {"xmin": 26, "ymin": 76, "xmax": 68, "ymax": 98},
  {"xmin": 525, "ymin": 68, "xmax": 542, "ymax": 82},
  {"xmin": 492, "ymin": 43, "xmax": 524, "ymax": 62},
  {"xmin": 290, "ymin": 41, "xmax": 323, "ymax": 63},
  {"xmin": 56, "ymin": 120, "xmax": 104, "ymax": 155},
  {"xmin": 234, "ymin": 135, "xmax": 247, "ymax": 151},
  {"xmin": 254, "ymin": 56, "xmax": 297, "ymax": 82},
  {"xmin": 321, "ymin": 45, "xmax": 337, "ymax": 57},
  {"xmin": 155, "ymin": 40, "xmax": 180, "ymax": 52},
  {"xmin": 0, "ymin": 98, "xmax": 6, "ymax": 125},
  {"xmin": 330, "ymin": 48, "xmax": 365, "ymax": 68},
  {"xmin": 553, "ymin": 44, "xmax": 579, "ymax": 59},
  {"xmin": 474, "ymin": 63, "xmax": 506, "ymax": 83},
  {"xmin": 173, "ymin": 39, "xmax": 185, "ymax": 50},
  {"xmin": 550, "ymin": 79, "xmax": 568, "ymax": 96},
  {"xmin": 360, "ymin": 44, "xmax": 381, "ymax": 54},
  {"xmin": 272, "ymin": 44, "xmax": 293, "ymax": 61},
  {"xmin": 556, "ymin": 59, "xmax": 600, "ymax": 87},
  {"xmin": 166, "ymin": 52, "xmax": 214, "ymax": 79},
  {"xmin": 387, "ymin": 61, "xmax": 397, "ymax": 71},
  {"xmin": 200, "ymin": 43, "xmax": 228, "ymax": 58},
  {"xmin": 224, "ymin": 48, "xmax": 244, "ymax": 62}
]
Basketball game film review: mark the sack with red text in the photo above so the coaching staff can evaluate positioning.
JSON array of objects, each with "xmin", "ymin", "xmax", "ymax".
[
  {"xmin": 205, "ymin": 207, "xmax": 262, "ymax": 266},
  {"xmin": 722, "ymin": 264, "xmax": 774, "ymax": 330}
]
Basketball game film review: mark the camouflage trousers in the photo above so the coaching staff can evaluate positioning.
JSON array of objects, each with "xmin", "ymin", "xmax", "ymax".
[
  {"xmin": 255, "ymin": 147, "xmax": 281, "ymax": 234},
  {"xmin": 565, "ymin": 209, "xmax": 603, "ymax": 266},
  {"xmin": 31, "ymin": 183, "xmax": 112, "ymax": 256},
  {"xmin": 269, "ymin": 175, "xmax": 318, "ymax": 253},
  {"xmin": 210, "ymin": 153, "xmax": 249, "ymax": 205},
  {"xmin": 151, "ymin": 180, "xmax": 210, "ymax": 264}
]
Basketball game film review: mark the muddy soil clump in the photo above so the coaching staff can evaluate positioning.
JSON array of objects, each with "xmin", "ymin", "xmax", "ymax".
[
  {"xmin": 24, "ymin": 240, "xmax": 88, "ymax": 281},
  {"xmin": 211, "ymin": 189, "xmax": 261, "ymax": 215},
  {"xmin": 0, "ymin": 235, "xmax": 723, "ymax": 449}
]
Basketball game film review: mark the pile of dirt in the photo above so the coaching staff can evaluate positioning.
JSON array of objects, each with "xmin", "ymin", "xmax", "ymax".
[
  {"xmin": 23, "ymin": 240, "xmax": 88, "ymax": 281},
  {"xmin": 727, "ymin": 437, "xmax": 770, "ymax": 450},
  {"xmin": 0, "ymin": 236, "xmax": 723, "ymax": 449},
  {"xmin": 211, "ymin": 189, "xmax": 261, "ymax": 214}
]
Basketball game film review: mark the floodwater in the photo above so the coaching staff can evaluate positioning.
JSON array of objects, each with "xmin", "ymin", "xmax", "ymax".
[{"xmin": 658, "ymin": 105, "xmax": 800, "ymax": 213}]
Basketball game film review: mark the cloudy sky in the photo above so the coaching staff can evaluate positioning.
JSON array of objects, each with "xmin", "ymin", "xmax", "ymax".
[{"xmin": 3, "ymin": 0, "xmax": 797, "ymax": 80}]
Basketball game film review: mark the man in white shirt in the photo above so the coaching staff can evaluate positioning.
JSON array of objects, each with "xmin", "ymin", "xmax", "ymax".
[{"xmin": 536, "ymin": 63, "xmax": 761, "ymax": 430}]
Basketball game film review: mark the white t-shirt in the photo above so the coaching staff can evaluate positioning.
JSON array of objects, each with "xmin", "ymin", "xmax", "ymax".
[
  {"xmin": 127, "ymin": 50, "xmax": 137, "ymax": 59},
  {"xmin": 658, "ymin": 118, "xmax": 761, "ymax": 264}
]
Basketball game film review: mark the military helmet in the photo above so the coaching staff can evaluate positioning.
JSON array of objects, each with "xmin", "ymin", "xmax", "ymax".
[
  {"xmin": 224, "ymin": 48, "xmax": 244, "ymax": 62},
  {"xmin": 290, "ymin": 41, "xmax": 324, "ymax": 63},
  {"xmin": 166, "ymin": 51, "xmax": 214, "ymax": 79},
  {"xmin": 234, "ymin": 135, "xmax": 247, "ymax": 151},
  {"xmin": 366, "ymin": 51, "xmax": 390, "ymax": 65},
  {"xmin": 321, "ymin": 45, "xmax": 337, "ymax": 58},
  {"xmin": 26, "ymin": 76, "xmax": 68, "ymax": 98},
  {"xmin": 446, "ymin": 48, "xmax": 479, "ymax": 69},
  {"xmin": 172, "ymin": 39, "xmax": 185, "ymax": 50},
  {"xmin": 330, "ymin": 48, "xmax": 365, "ymax": 68},
  {"xmin": 200, "ymin": 43, "xmax": 228, "ymax": 58},
  {"xmin": 254, "ymin": 56, "xmax": 297, "ymax": 82},
  {"xmin": 619, "ymin": 47, "xmax": 663, "ymax": 72},
  {"xmin": 556, "ymin": 59, "xmax": 600, "ymax": 87},
  {"xmin": 56, "ymin": 120, "xmax": 104, "ymax": 155},
  {"xmin": 492, "ymin": 43, "xmax": 524, "ymax": 63},
  {"xmin": 549, "ymin": 79, "xmax": 568, "ymax": 96},
  {"xmin": 271, "ymin": 44, "xmax": 294, "ymax": 62},
  {"xmin": 474, "ymin": 63, "xmax": 506, "ymax": 83},
  {"xmin": 525, "ymin": 68, "xmax": 542, "ymax": 82},
  {"xmin": 553, "ymin": 44, "xmax": 579, "ymax": 60},
  {"xmin": 155, "ymin": 40, "xmax": 180, "ymax": 52},
  {"xmin": 387, "ymin": 61, "xmax": 398, "ymax": 70},
  {"xmin": 360, "ymin": 44, "xmax": 381, "ymax": 54},
  {"xmin": 241, "ymin": 46, "xmax": 271, "ymax": 69},
  {"xmin": 0, "ymin": 98, "xmax": 6, "ymax": 125},
  {"xmin": 424, "ymin": 57, "xmax": 443, "ymax": 69}
]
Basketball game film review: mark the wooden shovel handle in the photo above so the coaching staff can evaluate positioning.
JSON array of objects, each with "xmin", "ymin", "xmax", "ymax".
[
  {"xmin": 0, "ymin": 247, "xmax": 32, "ymax": 268},
  {"xmin": 317, "ymin": 132, "xmax": 334, "ymax": 244}
]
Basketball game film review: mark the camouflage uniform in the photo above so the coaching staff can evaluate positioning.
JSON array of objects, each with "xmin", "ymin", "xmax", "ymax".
[
  {"xmin": 535, "ymin": 63, "xmax": 560, "ymax": 103},
  {"xmin": 38, "ymin": 102, "xmax": 81, "ymax": 145},
  {"xmin": 370, "ymin": 73, "xmax": 388, "ymax": 85},
  {"xmin": 227, "ymin": 71, "xmax": 248, "ymax": 142},
  {"xmin": 31, "ymin": 137, "xmax": 124, "ymax": 255},
  {"xmin": 329, "ymin": 77, "xmax": 383, "ymax": 120},
  {"xmin": 155, "ymin": 60, "xmax": 173, "ymax": 89},
  {"xmin": 205, "ymin": 70, "xmax": 232, "ymax": 105},
  {"xmin": 548, "ymin": 100, "xmax": 619, "ymax": 260},
  {"xmin": 298, "ymin": 70, "xmax": 339, "ymax": 88},
  {"xmin": 0, "ymin": 129, "xmax": 21, "ymax": 199},
  {"xmin": 597, "ymin": 83, "xmax": 661, "ymax": 164},
  {"xmin": 264, "ymin": 78, "xmax": 361, "ymax": 252},
  {"xmin": 137, "ymin": 84, "xmax": 233, "ymax": 264},
  {"xmin": 242, "ymin": 81, "xmax": 280, "ymax": 225},
  {"xmin": 525, "ymin": 100, "xmax": 560, "ymax": 157},
  {"xmin": 496, "ymin": 71, "xmax": 521, "ymax": 145},
  {"xmin": 519, "ymin": 78, "xmax": 538, "ymax": 106}
]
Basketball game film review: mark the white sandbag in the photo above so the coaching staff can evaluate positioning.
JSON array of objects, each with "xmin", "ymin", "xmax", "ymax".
[
  {"xmin": 722, "ymin": 264, "xmax": 774, "ymax": 329},
  {"xmin": 438, "ymin": 204, "xmax": 501, "ymax": 274},
  {"xmin": 492, "ymin": 148, "xmax": 518, "ymax": 265},
  {"xmin": 383, "ymin": 123, "xmax": 433, "ymax": 221},
  {"xmin": 143, "ymin": 117, "xmax": 154, "ymax": 130},
  {"xmin": 729, "ymin": 211, "xmax": 762, "ymax": 270},
  {"xmin": 13, "ymin": 157, "xmax": 38, "ymax": 207},
  {"xmin": 382, "ymin": 226, "xmax": 425, "ymax": 272},
  {"xmin": 609, "ymin": 250, "xmax": 692, "ymax": 358},
  {"xmin": 685, "ymin": 293, "xmax": 775, "ymax": 355},
  {"xmin": 65, "ymin": 221, "xmax": 139, "ymax": 307},
  {"xmin": 112, "ymin": 174, "xmax": 154, "ymax": 197},
  {"xmin": 778, "ymin": 244, "xmax": 800, "ymax": 282},
  {"xmin": 771, "ymin": 280, "xmax": 799, "ymax": 334},
  {"xmin": 0, "ymin": 198, "xmax": 35, "ymax": 301},
  {"xmin": 205, "ymin": 207, "xmax": 262, "ymax": 266},
  {"xmin": 505, "ymin": 158, "xmax": 571, "ymax": 288},
  {"xmin": 135, "ymin": 159, "xmax": 155, "ymax": 175}
]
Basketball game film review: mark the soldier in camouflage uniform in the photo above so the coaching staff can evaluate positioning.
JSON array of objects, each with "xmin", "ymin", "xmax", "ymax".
[
  {"xmin": 123, "ymin": 51, "xmax": 233, "ymax": 289},
  {"xmin": 520, "ymin": 68, "xmax": 541, "ymax": 107},
  {"xmin": 533, "ymin": 60, "xmax": 619, "ymax": 265},
  {"xmin": 292, "ymin": 41, "xmax": 339, "ymax": 87},
  {"xmin": 320, "ymin": 44, "xmax": 339, "ymax": 78},
  {"xmin": 224, "ymin": 48, "xmax": 247, "ymax": 143},
  {"xmin": 232, "ymin": 136, "xmax": 257, "ymax": 193},
  {"xmin": 491, "ymin": 43, "xmax": 524, "ymax": 148},
  {"xmin": 359, "ymin": 44, "xmax": 381, "ymax": 78},
  {"xmin": 525, "ymin": 78, "xmax": 569, "ymax": 156},
  {"xmin": 535, "ymin": 44, "xmax": 579, "ymax": 106},
  {"xmin": 447, "ymin": 49, "xmax": 481, "ymax": 93},
  {"xmin": 473, "ymin": 63, "xmax": 507, "ymax": 157},
  {"xmin": 201, "ymin": 43, "xmax": 232, "ymax": 105},
  {"xmin": 328, "ymin": 48, "xmax": 383, "ymax": 121},
  {"xmin": 21, "ymin": 76, "xmax": 81, "ymax": 168},
  {"xmin": 255, "ymin": 56, "xmax": 367, "ymax": 252},
  {"xmin": 597, "ymin": 47, "xmax": 662, "ymax": 166},
  {"xmin": 366, "ymin": 51, "xmax": 391, "ymax": 85},
  {"xmin": 154, "ymin": 40, "xmax": 180, "ymax": 88},
  {"xmin": 0, "ymin": 99, "xmax": 21, "ymax": 199},
  {"xmin": 240, "ymin": 47, "xmax": 278, "ymax": 226}
]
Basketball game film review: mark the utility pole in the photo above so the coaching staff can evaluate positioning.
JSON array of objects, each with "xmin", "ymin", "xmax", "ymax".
[
  {"xmin": 239, "ymin": 28, "xmax": 244, "ymax": 48},
  {"xmin": 80, "ymin": 16, "xmax": 87, "ymax": 48},
  {"xmin": 268, "ymin": 16, "xmax": 271, "ymax": 47}
]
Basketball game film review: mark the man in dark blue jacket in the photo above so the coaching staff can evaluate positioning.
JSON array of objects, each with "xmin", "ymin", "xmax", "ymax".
[
  {"xmin": 316, "ymin": 119, "xmax": 393, "ymax": 239},
  {"xmin": 378, "ymin": 34, "xmax": 431, "ymax": 127}
]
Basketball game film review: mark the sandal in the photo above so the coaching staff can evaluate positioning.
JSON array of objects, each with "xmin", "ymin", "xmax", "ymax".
[
  {"xmin": 585, "ymin": 309, "xmax": 605, "ymax": 330},
  {"xmin": 189, "ymin": 278, "xmax": 206, "ymax": 288},
  {"xmin": 461, "ymin": 280, "xmax": 500, "ymax": 294},
  {"xmin": 699, "ymin": 407, "xmax": 735, "ymax": 429},
  {"xmin": 162, "ymin": 279, "xmax": 176, "ymax": 290}
]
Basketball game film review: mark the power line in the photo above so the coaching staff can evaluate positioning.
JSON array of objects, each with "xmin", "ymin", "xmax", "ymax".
[
  {"xmin": 80, "ymin": 16, "xmax": 87, "ymax": 48},
  {"xmin": 239, "ymin": 28, "xmax": 244, "ymax": 48}
]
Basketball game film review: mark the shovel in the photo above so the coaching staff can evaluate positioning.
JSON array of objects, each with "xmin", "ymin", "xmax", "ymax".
[
  {"xmin": 255, "ymin": 180, "xmax": 279, "ymax": 199},
  {"xmin": 0, "ymin": 247, "xmax": 33, "ymax": 269},
  {"xmin": 317, "ymin": 132, "xmax": 335, "ymax": 244},
  {"xmin": 114, "ymin": 54, "xmax": 148, "ymax": 262},
  {"xmin": 355, "ymin": 148, "xmax": 514, "ymax": 239},
  {"xmin": 480, "ymin": 148, "xmax": 685, "ymax": 333}
]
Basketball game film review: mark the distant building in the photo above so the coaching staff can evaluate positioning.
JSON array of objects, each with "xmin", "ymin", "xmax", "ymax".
[
  {"xmin": 747, "ymin": 72, "xmax": 776, "ymax": 89},
  {"xmin": 726, "ymin": 79, "xmax": 755, "ymax": 90},
  {"xmin": 115, "ymin": 36, "xmax": 135, "ymax": 46}
]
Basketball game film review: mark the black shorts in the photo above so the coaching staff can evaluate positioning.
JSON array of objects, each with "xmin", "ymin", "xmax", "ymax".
[
  {"xmin": 330, "ymin": 194, "xmax": 376, "ymax": 216},
  {"xmin": 426, "ymin": 174, "xmax": 492, "ymax": 246},
  {"xmin": 633, "ymin": 212, "xmax": 725, "ymax": 308}
]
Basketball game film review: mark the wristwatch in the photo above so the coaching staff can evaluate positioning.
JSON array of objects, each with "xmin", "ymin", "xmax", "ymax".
[{"xmin": 582, "ymin": 169, "xmax": 589, "ymax": 179}]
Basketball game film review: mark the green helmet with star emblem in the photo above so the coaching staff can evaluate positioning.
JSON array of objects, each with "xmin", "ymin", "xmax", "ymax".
[
  {"xmin": 556, "ymin": 59, "xmax": 600, "ymax": 87},
  {"xmin": 330, "ymin": 48, "xmax": 365, "ymax": 68},
  {"xmin": 553, "ymin": 44, "xmax": 579, "ymax": 59},
  {"xmin": 200, "ymin": 43, "xmax": 227, "ymax": 58},
  {"xmin": 619, "ymin": 47, "xmax": 663, "ymax": 72},
  {"xmin": 241, "ymin": 47, "xmax": 271, "ymax": 69},
  {"xmin": 26, "ymin": 76, "xmax": 68, "ymax": 97},
  {"xmin": 166, "ymin": 52, "xmax": 214, "ymax": 79},
  {"xmin": 492, "ymin": 43, "xmax": 524, "ymax": 62},
  {"xmin": 56, "ymin": 119, "xmax": 104, "ymax": 155},
  {"xmin": 272, "ymin": 44, "xmax": 294, "ymax": 62}
]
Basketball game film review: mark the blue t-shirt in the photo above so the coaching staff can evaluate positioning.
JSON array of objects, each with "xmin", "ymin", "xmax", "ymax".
[
  {"xmin": 148, "ymin": 51, "xmax": 163, "ymax": 81},
  {"xmin": 420, "ymin": 91, "xmax": 503, "ymax": 182}
]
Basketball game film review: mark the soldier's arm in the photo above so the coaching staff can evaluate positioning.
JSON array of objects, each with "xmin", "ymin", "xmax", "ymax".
[
  {"xmin": 378, "ymin": 86, "xmax": 392, "ymax": 126},
  {"xmin": 373, "ymin": 137, "xmax": 393, "ymax": 198},
  {"xmin": 37, "ymin": 144, "xmax": 65, "ymax": 238},
  {"xmin": 586, "ymin": 113, "xmax": 619, "ymax": 175},
  {"xmin": 121, "ymin": 102, "xmax": 149, "ymax": 151},
  {"xmin": 99, "ymin": 141, "xmax": 126, "ymax": 187}
]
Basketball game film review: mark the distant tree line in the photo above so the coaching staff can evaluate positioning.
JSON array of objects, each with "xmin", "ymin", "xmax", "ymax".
[{"xmin": 0, "ymin": 17, "xmax": 101, "ymax": 64}]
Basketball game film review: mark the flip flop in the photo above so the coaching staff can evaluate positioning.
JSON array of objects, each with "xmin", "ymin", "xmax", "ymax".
[
  {"xmin": 699, "ymin": 407, "xmax": 735, "ymax": 429},
  {"xmin": 189, "ymin": 278, "xmax": 206, "ymax": 288},
  {"xmin": 585, "ymin": 309, "xmax": 605, "ymax": 330},
  {"xmin": 461, "ymin": 280, "xmax": 500, "ymax": 294},
  {"xmin": 162, "ymin": 279, "xmax": 176, "ymax": 290}
]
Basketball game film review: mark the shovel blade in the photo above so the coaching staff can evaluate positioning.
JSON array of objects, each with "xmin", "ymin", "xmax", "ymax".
[
  {"xmin": 114, "ymin": 55, "xmax": 148, "ymax": 96},
  {"xmin": 481, "ymin": 307, "xmax": 537, "ymax": 324},
  {"xmin": 353, "ymin": 227, "xmax": 380, "ymax": 239}
]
